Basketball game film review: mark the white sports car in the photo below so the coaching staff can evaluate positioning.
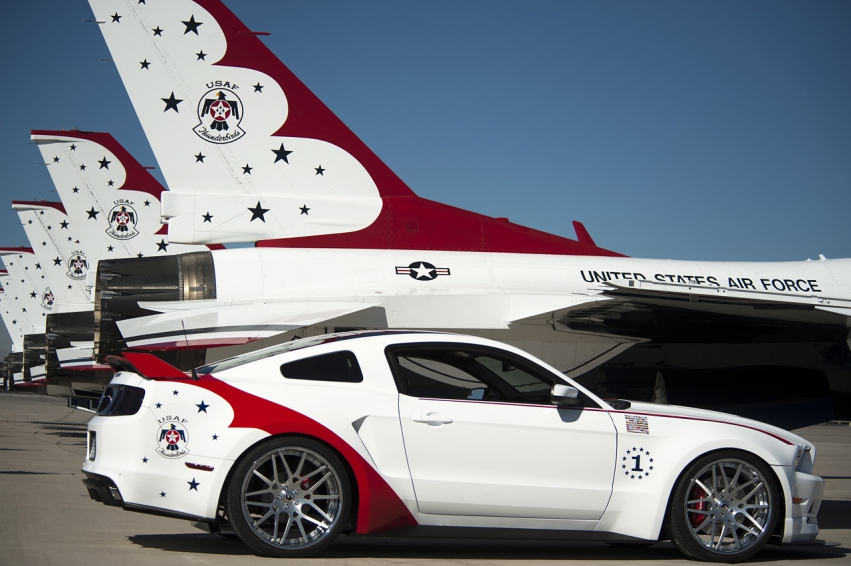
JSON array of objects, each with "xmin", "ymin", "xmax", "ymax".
[{"xmin": 82, "ymin": 330, "xmax": 824, "ymax": 561}]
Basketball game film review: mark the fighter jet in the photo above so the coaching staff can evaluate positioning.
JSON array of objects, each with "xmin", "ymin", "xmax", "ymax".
[{"xmin": 82, "ymin": 0, "xmax": 850, "ymax": 427}]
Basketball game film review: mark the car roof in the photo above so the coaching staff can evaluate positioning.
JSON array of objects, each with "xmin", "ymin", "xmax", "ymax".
[{"xmin": 197, "ymin": 329, "xmax": 470, "ymax": 375}]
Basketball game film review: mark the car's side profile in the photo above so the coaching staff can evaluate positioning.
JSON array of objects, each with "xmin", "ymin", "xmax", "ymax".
[{"xmin": 82, "ymin": 331, "xmax": 824, "ymax": 561}]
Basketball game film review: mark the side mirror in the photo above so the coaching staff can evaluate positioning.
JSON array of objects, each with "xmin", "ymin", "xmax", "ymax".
[{"xmin": 551, "ymin": 384, "xmax": 583, "ymax": 408}]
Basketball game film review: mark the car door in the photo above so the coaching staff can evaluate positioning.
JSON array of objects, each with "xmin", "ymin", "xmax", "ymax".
[{"xmin": 389, "ymin": 343, "xmax": 617, "ymax": 521}]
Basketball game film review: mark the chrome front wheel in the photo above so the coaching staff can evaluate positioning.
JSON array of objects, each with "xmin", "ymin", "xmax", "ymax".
[
  {"xmin": 668, "ymin": 450, "xmax": 778, "ymax": 562},
  {"xmin": 227, "ymin": 437, "xmax": 350, "ymax": 557}
]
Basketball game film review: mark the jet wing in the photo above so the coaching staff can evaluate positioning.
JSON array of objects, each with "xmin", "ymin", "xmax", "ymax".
[
  {"xmin": 115, "ymin": 300, "xmax": 378, "ymax": 349},
  {"xmin": 555, "ymin": 279, "xmax": 851, "ymax": 343}
]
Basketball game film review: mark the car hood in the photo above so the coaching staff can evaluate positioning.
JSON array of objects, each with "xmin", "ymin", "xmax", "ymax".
[{"xmin": 621, "ymin": 401, "xmax": 812, "ymax": 449}]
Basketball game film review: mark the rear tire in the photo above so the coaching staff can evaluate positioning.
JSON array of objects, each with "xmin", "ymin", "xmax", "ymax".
[
  {"xmin": 667, "ymin": 450, "xmax": 778, "ymax": 562},
  {"xmin": 226, "ymin": 437, "xmax": 351, "ymax": 557}
]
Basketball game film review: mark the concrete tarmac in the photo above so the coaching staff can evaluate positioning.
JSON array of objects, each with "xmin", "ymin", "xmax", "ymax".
[{"xmin": 1, "ymin": 393, "xmax": 849, "ymax": 566}]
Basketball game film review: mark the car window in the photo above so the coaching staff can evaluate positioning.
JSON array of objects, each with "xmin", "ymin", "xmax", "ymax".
[
  {"xmin": 387, "ymin": 344, "xmax": 563, "ymax": 404},
  {"xmin": 280, "ymin": 351, "xmax": 363, "ymax": 383}
]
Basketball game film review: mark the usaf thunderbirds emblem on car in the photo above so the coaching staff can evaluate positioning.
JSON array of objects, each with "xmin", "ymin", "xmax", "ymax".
[
  {"xmin": 396, "ymin": 262, "xmax": 451, "ymax": 281},
  {"xmin": 66, "ymin": 251, "xmax": 88, "ymax": 280},
  {"xmin": 41, "ymin": 288, "xmax": 54, "ymax": 310},
  {"xmin": 194, "ymin": 85, "xmax": 245, "ymax": 144},
  {"xmin": 156, "ymin": 419, "xmax": 189, "ymax": 459},
  {"xmin": 106, "ymin": 200, "xmax": 139, "ymax": 240}
]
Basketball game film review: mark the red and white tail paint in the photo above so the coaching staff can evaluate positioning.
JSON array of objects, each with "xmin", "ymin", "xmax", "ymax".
[
  {"xmin": 89, "ymin": 0, "xmax": 620, "ymax": 256},
  {"xmin": 31, "ymin": 130, "xmax": 218, "ymax": 261}
]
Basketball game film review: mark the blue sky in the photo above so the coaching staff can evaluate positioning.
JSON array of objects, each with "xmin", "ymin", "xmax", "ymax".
[{"xmin": 1, "ymin": 0, "xmax": 849, "ymax": 264}]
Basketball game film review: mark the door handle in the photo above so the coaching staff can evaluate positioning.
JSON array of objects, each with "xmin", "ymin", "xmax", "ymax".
[{"xmin": 411, "ymin": 412, "xmax": 453, "ymax": 425}]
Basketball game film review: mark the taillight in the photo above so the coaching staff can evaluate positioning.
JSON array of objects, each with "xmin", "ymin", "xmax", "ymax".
[{"xmin": 96, "ymin": 385, "xmax": 145, "ymax": 416}]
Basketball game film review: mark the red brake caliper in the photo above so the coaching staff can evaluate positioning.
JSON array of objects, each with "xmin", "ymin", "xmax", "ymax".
[{"xmin": 689, "ymin": 483, "xmax": 708, "ymax": 527}]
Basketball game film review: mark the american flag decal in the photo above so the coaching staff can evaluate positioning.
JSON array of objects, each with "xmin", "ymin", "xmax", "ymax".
[{"xmin": 625, "ymin": 414, "xmax": 649, "ymax": 434}]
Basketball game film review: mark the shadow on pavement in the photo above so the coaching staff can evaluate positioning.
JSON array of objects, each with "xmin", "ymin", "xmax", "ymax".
[
  {"xmin": 128, "ymin": 534, "xmax": 251, "ymax": 556},
  {"xmin": 127, "ymin": 532, "xmax": 848, "ymax": 562}
]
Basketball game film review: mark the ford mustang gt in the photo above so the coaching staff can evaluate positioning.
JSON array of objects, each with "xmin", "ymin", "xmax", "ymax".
[{"xmin": 82, "ymin": 330, "xmax": 824, "ymax": 561}]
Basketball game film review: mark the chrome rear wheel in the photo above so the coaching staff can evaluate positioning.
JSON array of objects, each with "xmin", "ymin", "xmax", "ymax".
[{"xmin": 227, "ymin": 437, "xmax": 350, "ymax": 557}]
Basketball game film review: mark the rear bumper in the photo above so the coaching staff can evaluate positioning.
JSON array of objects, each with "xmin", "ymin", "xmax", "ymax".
[
  {"xmin": 83, "ymin": 472, "xmax": 123, "ymax": 507},
  {"xmin": 82, "ymin": 472, "xmax": 210, "ymax": 522}
]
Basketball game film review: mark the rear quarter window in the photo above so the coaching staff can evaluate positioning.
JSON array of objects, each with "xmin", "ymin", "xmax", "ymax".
[{"xmin": 279, "ymin": 351, "xmax": 363, "ymax": 383}]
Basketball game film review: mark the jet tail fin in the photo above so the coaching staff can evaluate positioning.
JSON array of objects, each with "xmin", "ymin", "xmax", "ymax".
[{"xmin": 572, "ymin": 221, "xmax": 596, "ymax": 247}]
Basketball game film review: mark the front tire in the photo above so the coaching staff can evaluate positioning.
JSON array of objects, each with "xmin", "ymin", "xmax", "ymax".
[
  {"xmin": 667, "ymin": 450, "xmax": 779, "ymax": 562},
  {"xmin": 226, "ymin": 437, "xmax": 351, "ymax": 557}
]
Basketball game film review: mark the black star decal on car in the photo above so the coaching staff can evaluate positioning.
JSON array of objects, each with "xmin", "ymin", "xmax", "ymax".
[
  {"xmin": 29, "ymin": 292, "xmax": 36, "ymax": 298},
  {"xmin": 188, "ymin": 478, "xmax": 200, "ymax": 491},
  {"xmin": 152, "ymin": 26, "xmax": 163, "ymax": 36},
  {"xmin": 27, "ymin": 220, "xmax": 32, "ymax": 224},
  {"xmin": 157, "ymin": 239, "xmax": 169, "ymax": 252},
  {"xmin": 272, "ymin": 143, "xmax": 292, "ymax": 163},
  {"xmin": 182, "ymin": 15, "xmax": 202, "ymax": 35},
  {"xmin": 253, "ymin": 82, "xmax": 263, "ymax": 92},
  {"xmin": 111, "ymin": 13, "xmax": 121, "ymax": 22},
  {"xmin": 107, "ymin": 245, "xmax": 114, "ymax": 252},
  {"xmin": 242, "ymin": 163, "xmax": 253, "ymax": 174},
  {"xmin": 196, "ymin": 50, "xmax": 207, "ymax": 61},
  {"xmin": 69, "ymin": 144, "xmax": 76, "ymax": 151},
  {"xmin": 108, "ymin": 180, "xmax": 114, "ymax": 186},
  {"xmin": 202, "ymin": 212, "xmax": 213, "ymax": 223},
  {"xmin": 248, "ymin": 202, "xmax": 269, "ymax": 222},
  {"xmin": 162, "ymin": 92, "xmax": 183, "ymax": 112},
  {"xmin": 137, "ymin": 253, "xmax": 144, "ymax": 258},
  {"xmin": 142, "ymin": 457, "xmax": 148, "ymax": 463},
  {"xmin": 160, "ymin": 491, "xmax": 166, "ymax": 497},
  {"xmin": 144, "ymin": 200, "xmax": 151, "ymax": 206},
  {"xmin": 140, "ymin": 59, "xmax": 151, "ymax": 69},
  {"xmin": 79, "ymin": 164, "xmax": 86, "ymax": 171},
  {"xmin": 196, "ymin": 401, "xmax": 209, "ymax": 413},
  {"xmin": 299, "ymin": 205, "xmax": 310, "ymax": 215},
  {"xmin": 173, "ymin": 390, "xmax": 179, "ymax": 396},
  {"xmin": 53, "ymin": 257, "xmax": 62, "ymax": 266},
  {"xmin": 35, "ymin": 263, "xmax": 41, "ymax": 269},
  {"xmin": 315, "ymin": 165, "xmax": 325, "ymax": 175},
  {"xmin": 47, "ymin": 225, "xmax": 52, "ymax": 230},
  {"xmin": 155, "ymin": 402, "xmax": 162, "ymax": 408},
  {"xmin": 86, "ymin": 207, "xmax": 99, "ymax": 219},
  {"xmin": 72, "ymin": 187, "xmax": 79, "ymax": 193},
  {"xmin": 195, "ymin": 152, "xmax": 205, "ymax": 163},
  {"xmin": 53, "ymin": 156, "xmax": 59, "ymax": 163},
  {"xmin": 67, "ymin": 285, "xmax": 72, "ymax": 290},
  {"xmin": 212, "ymin": 434, "xmax": 218, "ymax": 440}
]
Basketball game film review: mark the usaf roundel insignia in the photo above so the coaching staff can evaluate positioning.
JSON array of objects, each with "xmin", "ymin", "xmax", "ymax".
[
  {"xmin": 66, "ymin": 251, "xmax": 88, "ymax": 280},
  {"xmin": 156, "ymin": 420, "xmax": 190, "ymax": 459},
  {"xmin": 106, "ymin": 200, "xmax": 139, "ymax": 240},
  {"xmin": 194, "ymin": 85, "xmax": 245, "ymax": 144},
  {"xmin": 396, "ymin": 262, "xmax": 451, "ymax": 281}
]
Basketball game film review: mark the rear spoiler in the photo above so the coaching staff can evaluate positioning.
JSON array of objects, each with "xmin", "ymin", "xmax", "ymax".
[{"xmin": 104, "ymin": 352, "xmax": 188, "ymax": 380}]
